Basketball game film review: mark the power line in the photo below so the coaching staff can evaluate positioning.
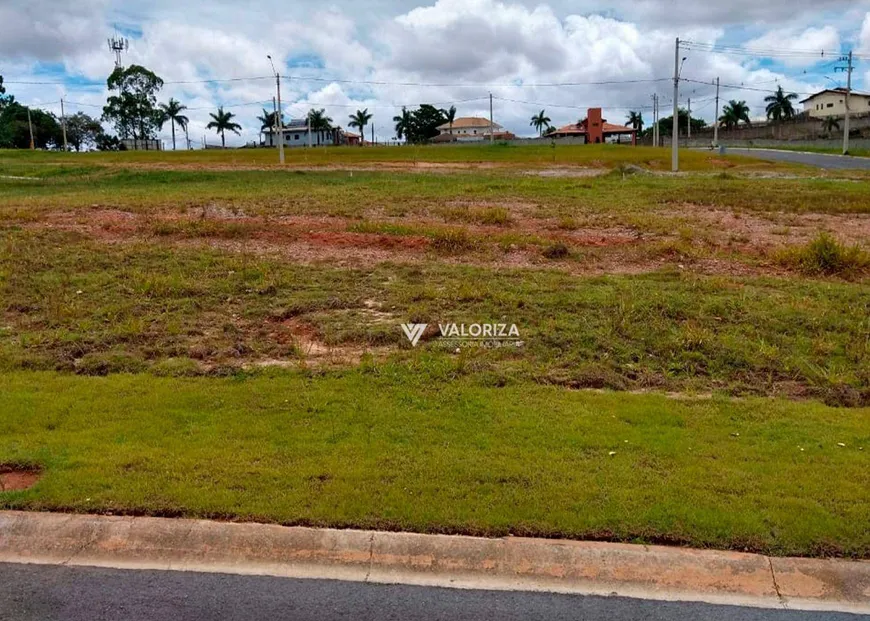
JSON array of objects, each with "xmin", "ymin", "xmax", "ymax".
[{"xmin": 4, "ymin": 74, "xmax": 671, "ymax": 88}]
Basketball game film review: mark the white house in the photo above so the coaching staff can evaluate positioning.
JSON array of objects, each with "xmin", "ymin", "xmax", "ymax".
[
  {"xmin": 263, "ymin": 120, "xmax": 339, "ymax": 147},
  {"xmin": 436, "ymin": 117, "xmax": 504, "ymax": 141},
  {"xmin": 800, "ymin": 88, "xmax": 870, "ymax": 118}
]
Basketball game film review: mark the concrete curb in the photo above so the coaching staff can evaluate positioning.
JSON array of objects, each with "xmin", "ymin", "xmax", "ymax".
[{"xmin": 1, "ymin": 511, "xmax": 868, "ymax": 613}]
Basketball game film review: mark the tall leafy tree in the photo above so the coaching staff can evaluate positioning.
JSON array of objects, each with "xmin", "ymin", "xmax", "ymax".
[
  {"xmin": 403, "ymin": 104, "xmax": 447, "ymax": 143},
  {"xmin": 626, "ymin": 110, "xmax": 644, "ymax": 133},
  {"xmin": 0, "ymin": 103, "xmax": 63, "ymax": 149},
  {"xmin": 655, "ymin": 109, "xmax": 706, "ymax": 137},
  {"xmin": 718, "ymin": 100, "xmax": 751, "ymax": 130},
  {"xmin": 307, "ymin": 108, "xmax": 333, "ymax": 145},
  {"xmin": 206, "ymin": 106, "xmax": 241, "ymax": 148},
  {"xmin": 393, "ymin": 107, "xmax": 412, "ymax": 141},
  {"xmin": 102, "ymin": 65, "xmax": 164, "ymax": 141},
  {"xmin": 157, "ymin": 98, "xmax": 188, "ymax": 150},
  {"xmin": 529, "ymin": 109, "xmax": 551, "ymax": 136},
  {"xmin": 65, "ymin": 112, "xmax": 105, "ymax": 151},
  {"xmin": 348, "ymin": 108, "xmax": 373, "ymax": 145}
]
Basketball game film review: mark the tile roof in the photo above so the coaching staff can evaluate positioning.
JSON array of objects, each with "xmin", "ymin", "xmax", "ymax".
[{"xmin": 437, "ymin": 117, "xmax": 502, "ymax": 130}]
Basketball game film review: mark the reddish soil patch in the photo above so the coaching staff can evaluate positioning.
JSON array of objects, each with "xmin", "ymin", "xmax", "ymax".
[
  {"xmin": 303, "ymin": 231, "xmax": 430, "ymax": 250},
  {"xmin": 0, "ymin": 466, "xmax": 41, "ymax": 492}
]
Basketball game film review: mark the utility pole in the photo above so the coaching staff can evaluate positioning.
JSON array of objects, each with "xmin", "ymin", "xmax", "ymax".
[
  {"xmin": 307, "ymin": 113, "xmax": 312, "ymax": 148},
  {"xmin": 650, "ymin": 94, "xmax": 657, "ymax": 147},
  {"xmin": 27, "ymin": 107, "xmax": 35, "ymax": 150},
  {"xmin": 687, "ymin": 97, "xmax": 691, "ymax": 141},
  {"xmin": 671, "ymin": 37, "xmax": 680, "ymax": 172},
  {"xmin": 836, "ymin": 51, "xmax": 853, "ymax": 155},
  {"xmin": 371, "ymin": 124, "xmax": 374, "ymax": 146},
  {"xmin": 489, "ymin": 93, "xmax": 494, "ymax": 144},
  {"xmin": 713, "ymin": 77, "xmax": 720, "ymax": 148},
  {"xmin": 60, "ymin": 98, "xmax": 68, "ymax": 151},
  {"xmin": 276, "ymin": 74, "xmax": 285, "ymax": 163}
]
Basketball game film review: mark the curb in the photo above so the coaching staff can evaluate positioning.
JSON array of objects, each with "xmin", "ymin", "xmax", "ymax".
[{"xmin": 1, "ymin": 511, "xmax": 868, "ymax": 613}]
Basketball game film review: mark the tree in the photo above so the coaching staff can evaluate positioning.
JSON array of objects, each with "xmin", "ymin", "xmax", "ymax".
[
  {"xmin": 206, "ymin": 106, "xmax": 241, "ymax": 148},
  {"xmin": 65, "ymin": 112, "xmax": 105, "ymax": 151},
  {"xmin": 718, "ymin": 100, "xmax": 751, "ymax": 130},
  {"xmin": 0, "ymin": 102, "xmax": 63, "ymax": 149},
  {"xmin": 307, "ymin": 108, "xmax": 333, "ymax": 145},
  {"xmin": 530, "ymin": 109, "xmax": 551, "ymax": 137},
  {"xmin": 393, "ymin": 107, "xmax": 412, "ymax": 141},
  {"xmin": 626, "ymin": 110, "xmax": 644, "ymax": 133},
  {"xmin": 348, "ymin": 108, "xmax": 373, "ymax": 145},
  {"xmin": 764, "ymin": 85, "xmax": 798, "ymax": 122},
  {"xmin": 102, "ymin": 65, "xmax": 164, "ymax": 141},
  {"xmin": 442, "ymin": 105, "xmax": 457, "ymax": 135},
  {"xmin": 820, "ymin": 116, "xmax": 840, "ymax": 136},
  {"xmin": 157, "ymin": 98, "xmax": 188, "ymax": 151},
  {"xmin": 654, "ymin": 108, "xmax": 706, "ymax": 137},
  {"xmin": 403, "ymin": 104, "xmax": 447, "ymax": 143}
]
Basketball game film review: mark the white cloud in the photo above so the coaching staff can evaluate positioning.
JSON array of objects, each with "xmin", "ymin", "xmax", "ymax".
[
  {"xmin": 0, "ymin": 0, "xmax": 862, "ymax": 145},
  {"xmin": 745, "ymin": 26, "xmax": 841, "ymax": 67}
]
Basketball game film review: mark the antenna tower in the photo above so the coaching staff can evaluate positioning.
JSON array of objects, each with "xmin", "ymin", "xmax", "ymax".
[{"xmin": 107, "ymin": 36, "xmax": 129, "ymax": 69}]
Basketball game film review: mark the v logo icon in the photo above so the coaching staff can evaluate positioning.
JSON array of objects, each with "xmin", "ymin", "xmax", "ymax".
[{"xmin": 400, "ymin": 323, "xmax": 428, "ymax": 347}]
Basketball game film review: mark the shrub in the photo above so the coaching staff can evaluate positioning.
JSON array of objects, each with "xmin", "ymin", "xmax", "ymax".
[
  {"xmin": 542, "ymin": 242, "xmax": 570, "ymax": 259},
  {"xmin": 431, "ymin": 229, "xmax": 476, "ymax": 254},
  {"xmin": 778, "ymin": 233, "xmax": 869, "ymax": 276}
]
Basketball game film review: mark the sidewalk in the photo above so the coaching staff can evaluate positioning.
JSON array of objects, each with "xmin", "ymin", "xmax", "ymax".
[{"xmin": 1, "ymin": 511, "xmax": 868, "ymax": 614}]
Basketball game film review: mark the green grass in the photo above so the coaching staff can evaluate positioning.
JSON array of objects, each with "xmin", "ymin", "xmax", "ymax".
[
  {"xmin": 3, "ymin": 167, "xmax": 870, "ymax": 235},
  {"xmin": 1, "ymin": 370, "xmax": 868, "ymax": 557},
  {"xmin": 0, "ymin": 143, "xmax": 801, "ymax": 172},
  {"xmin": 2, "ymin": 229, "xmax": 867, "ymax": 404}
]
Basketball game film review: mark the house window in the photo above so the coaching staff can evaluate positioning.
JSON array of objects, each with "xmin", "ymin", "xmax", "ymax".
[
  {"xmin": 294, "ymin": 134, "xmax": 300, "ymax": 140},
  {"xmin": 473, "ymin": 130, "xmax": 477, "ymax": 134},
  {"xmin": 827, "ymin": 103, "xmax": 834, "ymax": 108}
]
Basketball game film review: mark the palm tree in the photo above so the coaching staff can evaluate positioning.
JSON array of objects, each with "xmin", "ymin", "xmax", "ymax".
[
  {"xmin": 157, "ymin": 98, "xmax": 188, "ymax": 151},
  {"xmin": 719, "ymin": 100, "xmax": 751, "ymax": 130},
  {"xmin": 530, "ymin": 110, "xmax": 551, "ymax": 137},
  {"xmin": 393, "ymin": 107, "xmax": 412, "ymax": 142},
  {"xmin": 820, "ymin": 116, "xmax": 841, "ymax": 136},
  {"xmin": 626, "ymin": 110, "xmax": 644, "ymax": 133},
  {"xmin": 764, "ymin": 86, "xmax": 799, "ymax": 122},
  {"xmin": 764, "ymin": 85, "xmax": 799, "ymax": 138},
  {"xmin": 206, "ymin": 106, "xmax": 241, "ymax": 148},
  {"xmin": 442, "ymin": 105, "xmax": 457, "ymax": 135},
  {"xmin": 307, "ymin": 108, "xmax": 333, "ymax": 146},
  {"xmin": 348, "ymin": 108, "xmax": 373, "ymax": 146},
  {"xmin": 256, "ymin": 108, "xmax": 281, "ymax": 145}
]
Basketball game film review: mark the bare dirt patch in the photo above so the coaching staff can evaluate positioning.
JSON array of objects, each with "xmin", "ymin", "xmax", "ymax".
[
  {"xmin": 666, "ymin": 205, "xmax": 870, "ymax": 248},
  {"xmin": 256, "ymin": 318, "xmax": 392, "ymax": 367},
  {"xmin": 0, "ymin": 465, "xmax": 41, "ymax": 492}
]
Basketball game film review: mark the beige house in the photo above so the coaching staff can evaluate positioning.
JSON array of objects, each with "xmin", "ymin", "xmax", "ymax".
[
  {"xmin": 436, "ymin": 117, "xmax": 503, "ymax": 141},
  {"xmin": 800, "ymin": 88, "xmax": 870, "ymax": 118}
]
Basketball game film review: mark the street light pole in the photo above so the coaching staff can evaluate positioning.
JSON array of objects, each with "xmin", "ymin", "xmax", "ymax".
[
  {"xmin": 268, "ymin": 55, "xmax": 285, "ymax": 164},
  {"xmin": 671, "ymin": 37, "xmax": 681, "ymax": 172}
]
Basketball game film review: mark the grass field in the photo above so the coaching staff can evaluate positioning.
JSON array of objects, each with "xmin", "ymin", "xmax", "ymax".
[{"xmin": 1, "ymin": 144, "xmax": 868, "ymax": 557}]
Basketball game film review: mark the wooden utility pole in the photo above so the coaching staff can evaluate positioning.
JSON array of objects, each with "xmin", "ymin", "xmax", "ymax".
[
  {"xmin": 27, "ymin": 108, "xmax": 35, "ymax": 149},
  {"xmin": 60, "ymin": 98, "xmax": 68, "ymax": 151}
]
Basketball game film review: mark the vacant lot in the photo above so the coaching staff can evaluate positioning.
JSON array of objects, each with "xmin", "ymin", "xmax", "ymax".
[{"xmin": 1, "ymin": 144, "xmax": 868, "ymax": 557}]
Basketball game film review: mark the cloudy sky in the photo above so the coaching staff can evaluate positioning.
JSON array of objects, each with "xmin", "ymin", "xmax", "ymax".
[{"xmin": 2, "ymin": 0, "xmax": 869, "ymax": 146}]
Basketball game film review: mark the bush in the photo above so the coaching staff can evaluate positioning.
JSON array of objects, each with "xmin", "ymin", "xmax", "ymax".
[
  {"xmin": 431, "ymin": 229, "xmax": 476, "ymax": 254},
  {"xmin": 542, "ymin": 242, "xmax": 570, "ymax": 259},
  {"xmin": 75, "ymin": 351, "xmax": 147, "ymax": 376},
  {"xmin": 778, "ymin": 233, "xmax": 869, "ymax": 276}
]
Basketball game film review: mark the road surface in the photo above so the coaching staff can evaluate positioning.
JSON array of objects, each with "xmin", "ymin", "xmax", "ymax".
[
  {"xmin": 725, "ymin": 147, "xmax": 870, "ymax": 170},
  {"xmin": 0, "ymin": 563, "xmax": 861, "ymax": 621}
]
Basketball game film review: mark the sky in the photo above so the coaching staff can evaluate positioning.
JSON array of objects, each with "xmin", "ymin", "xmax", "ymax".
[{"xmin": 1, "ymin": 0, "xmax": 869, "ymax": 147}]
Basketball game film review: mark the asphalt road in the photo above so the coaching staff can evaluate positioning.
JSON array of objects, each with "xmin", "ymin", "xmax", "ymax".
[
  {"xmin": 724, "ymin": 147, "xmax": 870, "ymax": 170},
  {"xmin": 1, "ymin": 563, "xmax": 863, "ymax": 621}
]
